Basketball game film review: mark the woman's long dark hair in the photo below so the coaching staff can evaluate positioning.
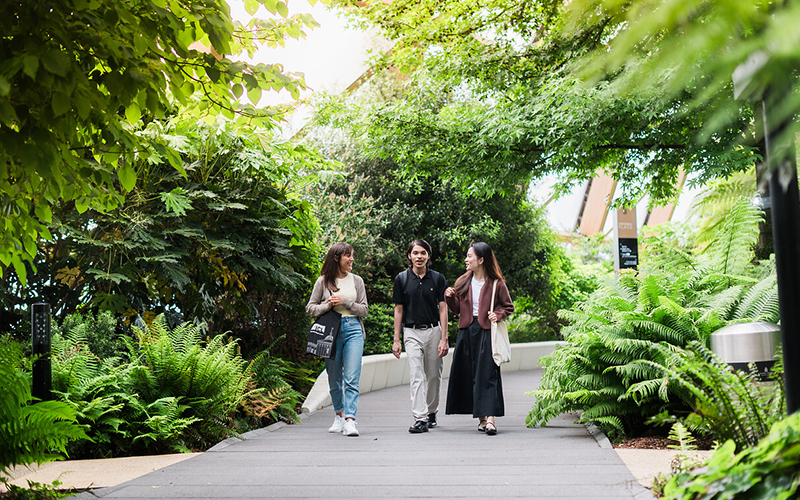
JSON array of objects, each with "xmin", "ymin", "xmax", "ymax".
[
  {"xmin": 453, "ymin": 242, "xmax": 504, "ymax": 298},
  {"xmin": 320, "ymin": 242, "xmax": 354, "ymax": 292}
]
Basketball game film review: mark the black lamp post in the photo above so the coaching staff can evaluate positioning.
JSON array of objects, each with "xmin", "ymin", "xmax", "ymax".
[
  {"xmin": 734, "ymin": 53, "xmax": 800, "ymax": 413},
  {"xmin": 31, "ymin": 302, "xmax": 52, "ymax": 402}
]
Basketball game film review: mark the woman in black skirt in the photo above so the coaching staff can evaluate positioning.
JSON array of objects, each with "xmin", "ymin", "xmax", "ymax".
[{"xmin": 444, "ymin": 242, "xmax": 514, "ymax": 435}]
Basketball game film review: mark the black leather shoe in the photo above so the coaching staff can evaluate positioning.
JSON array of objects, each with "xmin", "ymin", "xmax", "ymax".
[
  {"xmin": 409, "ymin": 420, "xmax": 428, "ymax": 433},
  {"xmin": 427, "ymin": 413, "xmax": 437, "ymax": 428}
]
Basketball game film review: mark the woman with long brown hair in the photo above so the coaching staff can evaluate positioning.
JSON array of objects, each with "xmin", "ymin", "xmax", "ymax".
[
  {"xmin": 444, "ymin": 242, "xmax": 514, "ymax": 435},
  {"xmin": 306, "ymin": 242, "xmax": 369, "ymax": 437}
]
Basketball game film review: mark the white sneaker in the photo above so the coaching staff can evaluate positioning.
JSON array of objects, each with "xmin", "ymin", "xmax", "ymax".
[
  {"xmin": 328, "ymin": 415, "xmax": 345, "ymax": 433},
  {"xmin": 342, "ymin": 419, "xmax": 359, "ymax": 437}
]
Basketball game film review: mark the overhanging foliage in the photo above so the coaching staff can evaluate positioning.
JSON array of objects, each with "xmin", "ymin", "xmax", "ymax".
[{"xmin": 1, "ymin": 0, "xmax": 324, "ymax": 282}]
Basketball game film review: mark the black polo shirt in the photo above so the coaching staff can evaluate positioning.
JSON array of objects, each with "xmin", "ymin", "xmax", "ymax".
[{"xmin": 392, "ymin": 268, "xmax": 447, "ymax": 327}]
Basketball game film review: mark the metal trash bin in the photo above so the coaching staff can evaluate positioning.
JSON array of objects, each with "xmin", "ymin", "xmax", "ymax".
[{"xmin": 710, "ymin": 321, "xmax": 781, "ymax": 381}]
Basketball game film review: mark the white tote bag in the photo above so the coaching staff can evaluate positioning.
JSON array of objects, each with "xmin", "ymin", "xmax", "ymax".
[{"xmin": 490, "ymin": 280, "xmax": 511, "ymax": 366}]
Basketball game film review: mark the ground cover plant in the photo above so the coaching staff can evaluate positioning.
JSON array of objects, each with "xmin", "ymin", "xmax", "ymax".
[
  {"xmin": 662, "ymin": 411, "xmax": 800, "ymax": 500},
  {"xmin": 48, "ymin": 314, "xmax": 302, "ymax": 458}
]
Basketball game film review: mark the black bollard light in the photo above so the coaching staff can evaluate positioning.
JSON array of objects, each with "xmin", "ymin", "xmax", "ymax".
[{"xmin": 31, "ymin": 302, "xmax": 52, "ymax": 402}]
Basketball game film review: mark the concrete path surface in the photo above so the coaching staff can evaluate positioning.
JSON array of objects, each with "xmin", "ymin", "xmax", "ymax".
[{"xmin": 71, "ymin": 369, "xmax": 653, "ymax": 500}]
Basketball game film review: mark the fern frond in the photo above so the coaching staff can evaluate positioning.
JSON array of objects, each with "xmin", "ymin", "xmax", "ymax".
[
  {"xmin": 702, "ymin": 197, "xmax": 763, "ymax": 277},
  {"xmin": 731, "ymin": 274, "xmax": 779, "ymax": 322}
]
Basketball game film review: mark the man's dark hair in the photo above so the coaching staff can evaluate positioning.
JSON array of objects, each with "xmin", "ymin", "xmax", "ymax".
[{"xmin": 406, "ymin": 239, "xmax": 432, "ymax": 267}]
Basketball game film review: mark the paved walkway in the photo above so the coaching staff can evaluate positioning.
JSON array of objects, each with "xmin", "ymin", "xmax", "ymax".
[{"xmin": 72, "ymin": 369, "xmax": 653, "ymax": 500}]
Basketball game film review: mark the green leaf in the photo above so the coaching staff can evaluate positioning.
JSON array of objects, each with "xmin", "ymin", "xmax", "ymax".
[
  {"xmin": 75, "ymin": 197, "xmax": 90, "ymax": 214},
  {"xmin": 232, "ymin": 83, "xmax": 244, "ymax": 99},
  {"xmin": 22, "ymin": 55, "xmax": 39, "ymax": 79},
  {"xmin": 165, "ymin": 148, "xmax": 186, "ymax": 177},
  {"xmin": 263, "ymin": 0, "xmax": 278, "ymax": 14},
  {"xmin": 86, "ymin": 268, "xmax": 131, "ymax": 284},
  {"xmin": 0, "ymin": 100, "xmax": 19, "ymax": 126},
  {"xmin": 244, "ymin": 0, "xmax": 259, "ymax": 15},
  {"xmin": 125, "ymin": 103, "xmax": 141, "ymax": 123},
  {"xmin": 0, "ymin": 75, "xmax": 9, "ymax": 95},
  {"xmin": 160, "ymin": 188, "xmax": 192, "ymax": 216},
  {"xmin": 118, "ymin": 164, "xmax": 136, "ymax": 192},
  {"xmin": 52, "ymin": 93, "xmax": 71, "ymax": 116},
  {"xmin": 34, "ymin": 202, "xmax": 52, "ymax": 223},
  {"xmin": 206, "ymin": 66, "xmax": 221, "ymax": 83},
  {"xmin": 276, "ymin": 2, "xmax": 289, "ymax": 18},
  {"xmin": 74, "ymin": 93, "xmax": 90, "ymax": 119},
  {"xmin": 41, "ymin": 49, "xmax": 70, "ymax": 77},
  {"xmin": 247, "ymin": 86, "xmax": 262, "ymax": 106},
  {"xmin": 12, "ymin": 256, "xmax": 27, "ymax": 284},
  {"xmin": 0, "ymin": 250, "xmax": 11, "ymax": 267},
  {"xmin": 24, "ymin": 238, "xmax": 37, "ymax": 259}
]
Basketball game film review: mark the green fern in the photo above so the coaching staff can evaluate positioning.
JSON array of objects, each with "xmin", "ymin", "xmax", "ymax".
[
  {"xmin": 125, "ymin": 315, "xmax": 255, "ymax": 449},
  {"xmin": 131, "ymin": 397, "xmax": 201, "ymax": 453},
  {"xmin": 691, "ymin": 168, "xmax": 757, "ymax": 248},
  {"xmin": 666, "ymin": 421, "xmax": 697, "ymax": 451},
  {"xmin": 702, "ymin": 197, "xmax": 763, "ymax": 277},
  {"xmin": 529, "ymin": 189, "xmax": 778, "ymax": 439},
  {"xmin": 654, "ymin": 342, "xmax": 783, "ymax": 450},
  {"xmin": 0, "ymin": 340, "xmax": 88, "ymax": 475},
  {"xmin": 731, "ymin": 274, "xmax": 779, "ymax": 322}
]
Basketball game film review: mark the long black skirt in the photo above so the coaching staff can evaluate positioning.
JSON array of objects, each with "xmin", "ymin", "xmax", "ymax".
[{"xmin": 445, "ymin": 318, "xmax": 504, "ymax": 417}]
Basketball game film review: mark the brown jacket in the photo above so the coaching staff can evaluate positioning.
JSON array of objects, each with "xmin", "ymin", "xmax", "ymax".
[{"xmin": 445, "ymin": 276, "xmax": 514, "ymax": 329}]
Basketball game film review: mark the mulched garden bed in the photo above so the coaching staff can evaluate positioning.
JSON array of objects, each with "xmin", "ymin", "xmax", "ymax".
[{"xmin": 614, "ymin": 435, "xmax": 715, "ymax": 450}]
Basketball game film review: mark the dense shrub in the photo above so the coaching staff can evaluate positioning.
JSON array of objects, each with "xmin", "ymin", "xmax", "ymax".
[
  {"xmin": 363, "ymin": 303, "xmax": 395, "ymax": 355},
  {"xmin": 663, "ymin": 412, "xmax": 800, "ymax": 499},
  {"xmin": 1, "ymin": 120, "xmax": 320, "ymax": 361},
  {"xmin": 528, "ymin": 198, "xmax": 779, "ymax": 438},
  {"xmin": 57, "ymin": 311, "xmax": 128, "ymax": 361},
  {"xmin": 49, "ymin": 314, "xmax": 305, "ymax": 458},
  {"xmin": 645, "ymin": 342, "xmax": 785, "ymax": 451}
]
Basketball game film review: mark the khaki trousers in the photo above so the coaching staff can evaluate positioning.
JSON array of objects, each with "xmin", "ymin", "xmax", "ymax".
[{"xmin": 404, "ymin": 325, "xmax": 443, "ymax": 421}]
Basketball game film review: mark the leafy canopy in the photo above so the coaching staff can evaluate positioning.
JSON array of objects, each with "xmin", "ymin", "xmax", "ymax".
[
  {"xmin": 565, "ymin": 0, "xmax": 800, "ymax": 164},
  {"xmin": 0, "ymin": 0, "xmax": 324, "ymax": 282},
  {"xmin": 1, "ymin": 118, "xmax": 320, "ymax": 349},
  {"xmin": 330, "ymin": 0, "xmax": 756, "ymax": 203}
]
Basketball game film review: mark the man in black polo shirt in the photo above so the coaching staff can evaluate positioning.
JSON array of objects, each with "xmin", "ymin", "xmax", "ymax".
[{"xmin": 392, "ymin": 239, "xmax": 449, "ymax": 433}]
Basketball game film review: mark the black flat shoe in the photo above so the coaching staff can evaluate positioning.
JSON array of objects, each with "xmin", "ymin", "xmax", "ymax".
[
  {"xmin": 409, "ymin": 420, "xmax": 429, "ymax": 433},
  {"xmin": 485, "ymin": 422, "xmax": 497, "ymax": 436},
  {"xmin": 478, "ymin": 418, "xmax": 487, "ymax": 432},
  {"xmin": 427, "ymin": 413, "xmax": 437, "ymax": 428}
]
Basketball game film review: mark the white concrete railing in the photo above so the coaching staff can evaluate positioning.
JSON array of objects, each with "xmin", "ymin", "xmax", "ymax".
[{"xmin": 301, "ymin": 341, "xmax": 565, "ymax": 414}]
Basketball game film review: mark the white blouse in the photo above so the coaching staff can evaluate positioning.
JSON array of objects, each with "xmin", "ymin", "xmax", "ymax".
[{"xmin": 471, "ymin": 277, "xmax": 484, "ymax": 317}]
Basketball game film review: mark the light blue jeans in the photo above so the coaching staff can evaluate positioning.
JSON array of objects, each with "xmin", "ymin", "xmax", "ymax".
[{"xmin": 325, "ymin": 316, "xmax": 364, "ymax": 420}]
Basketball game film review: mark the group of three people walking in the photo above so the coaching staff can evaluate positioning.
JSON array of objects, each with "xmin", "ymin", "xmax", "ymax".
[{"xmin": 305, "ymin": 240, "xmax": 514, "ymax": 437}]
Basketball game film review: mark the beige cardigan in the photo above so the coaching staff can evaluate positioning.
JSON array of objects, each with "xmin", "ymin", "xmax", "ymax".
[{"xmin": 305, "ymin": 274, "xmax": 369, "ymax": 338}]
